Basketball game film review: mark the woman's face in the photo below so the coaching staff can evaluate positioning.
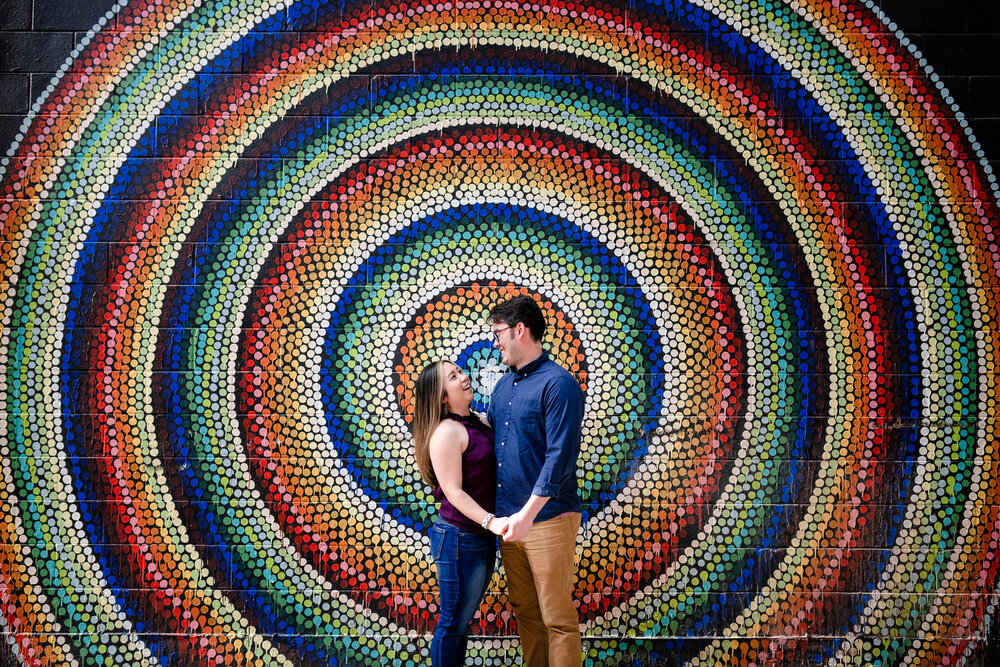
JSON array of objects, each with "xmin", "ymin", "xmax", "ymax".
[{"xmin": 440, "ymin": 361, "xmax": 473, "ymax": 413}]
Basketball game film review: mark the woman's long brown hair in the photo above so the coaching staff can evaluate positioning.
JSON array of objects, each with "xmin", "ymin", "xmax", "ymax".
[{"xmin": 412, "ymin": 360, "xmax": 447, "ymax": 486}]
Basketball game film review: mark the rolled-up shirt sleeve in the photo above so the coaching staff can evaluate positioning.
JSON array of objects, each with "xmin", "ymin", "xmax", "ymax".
[{"xmin": 531, "ymin": 374, "xmax": 584, "ymax": 498}]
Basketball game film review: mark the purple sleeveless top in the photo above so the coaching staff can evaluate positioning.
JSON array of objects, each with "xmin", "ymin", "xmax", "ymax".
[{"xmin": 433, "ymin": 412, "xmax": 496, "ymax": 536}]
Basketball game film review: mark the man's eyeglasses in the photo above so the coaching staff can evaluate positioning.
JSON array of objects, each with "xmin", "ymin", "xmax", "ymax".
[{"xmin": 491, "ymin": 325, "xmax": 512, "ymax": 343}]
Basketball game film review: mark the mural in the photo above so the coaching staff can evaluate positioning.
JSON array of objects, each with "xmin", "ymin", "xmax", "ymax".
[{"xmin": 0, "ymin": 0, "xmax": 998, "ymax": 665}]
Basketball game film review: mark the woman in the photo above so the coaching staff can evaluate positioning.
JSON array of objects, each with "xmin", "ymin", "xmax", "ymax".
[{"xmin": 412, "ymin": 360, "xmax": 507, "ymax": 666}]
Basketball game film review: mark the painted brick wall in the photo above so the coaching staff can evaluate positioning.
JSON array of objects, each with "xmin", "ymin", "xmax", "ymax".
[{"xmin": 1, "ymin": 1, "xmax": 999, "ymax": 665}]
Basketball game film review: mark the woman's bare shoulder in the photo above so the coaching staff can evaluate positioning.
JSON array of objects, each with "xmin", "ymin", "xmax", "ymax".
[
  {"xmin": 429, "ymin": 419, "xmax": 469, "ymax": 455},
  {"xmin": 431, "ymin": 418, "xmax": 467, "ymax": 440}
]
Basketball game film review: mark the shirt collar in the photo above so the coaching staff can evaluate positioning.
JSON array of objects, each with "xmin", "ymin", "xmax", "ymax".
[{"xmin": 515, "ymin": 351, "xmax": 549, "ymax": 378}]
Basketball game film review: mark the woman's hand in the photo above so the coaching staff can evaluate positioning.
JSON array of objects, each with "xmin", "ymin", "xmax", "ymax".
[{"xmin": 488, "ymin": 516, "xmax": 509, "ymax": 536}]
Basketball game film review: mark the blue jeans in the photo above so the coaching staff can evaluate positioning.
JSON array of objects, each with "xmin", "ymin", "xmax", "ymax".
[{"xmin": 429, "ymin": 519, "xmax": 496, "ymax": 666}]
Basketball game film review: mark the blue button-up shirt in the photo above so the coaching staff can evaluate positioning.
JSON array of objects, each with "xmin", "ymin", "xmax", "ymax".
[{"xmin": 488, "ymin": 352, "xmax": 584, "ymax": 521}]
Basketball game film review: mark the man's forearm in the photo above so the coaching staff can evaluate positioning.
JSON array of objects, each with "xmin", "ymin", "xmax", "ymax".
[{"xmin": 518, "ymin": 493, "xmax": 550, "ymax": 522}]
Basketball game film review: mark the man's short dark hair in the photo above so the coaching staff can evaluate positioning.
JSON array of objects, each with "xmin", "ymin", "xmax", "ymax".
[{"xmin": 489, "ymin": 295, "xmax": 546, "ymax": 341}]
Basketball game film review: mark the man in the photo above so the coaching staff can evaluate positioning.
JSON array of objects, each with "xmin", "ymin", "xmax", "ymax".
[{"xmin": 487, "ymin": 295, "xmax": 584, "ymax": 666}]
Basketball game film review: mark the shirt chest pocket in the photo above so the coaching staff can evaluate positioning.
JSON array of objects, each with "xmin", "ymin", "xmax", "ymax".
[{"xmin": 511, "ymin": 396, "xmax": 542, "ymax": 431}]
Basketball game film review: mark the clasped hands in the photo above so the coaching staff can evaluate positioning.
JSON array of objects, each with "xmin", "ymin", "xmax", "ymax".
[{"xmin": 487, "ymin": 511, "xmax": 532, "ymax": 542}]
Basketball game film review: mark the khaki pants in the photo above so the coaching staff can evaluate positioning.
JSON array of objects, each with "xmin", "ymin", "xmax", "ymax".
[{"xmin": 500, "ymin": 512, "xmax": 582, "ymax": 667}]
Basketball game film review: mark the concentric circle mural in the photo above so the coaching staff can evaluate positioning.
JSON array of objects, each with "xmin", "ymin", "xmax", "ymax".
[{"xmin": 1, "ymin": 0, "xmax": 998, "ymax": 664}]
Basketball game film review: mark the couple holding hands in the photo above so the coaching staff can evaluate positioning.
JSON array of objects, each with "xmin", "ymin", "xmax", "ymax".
[{"xmin": 411, "ymin": 295, "xmax": 585, "ymax": 666}]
